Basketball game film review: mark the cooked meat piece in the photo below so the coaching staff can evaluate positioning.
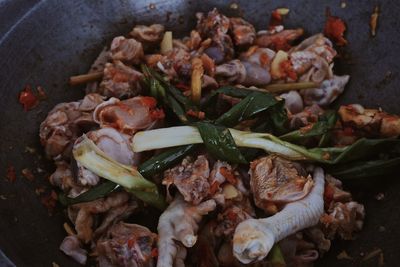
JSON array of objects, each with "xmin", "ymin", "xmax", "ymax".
[
  {"xmin": 301, "ymin": 75, "xmax": 350, "ymax": 107},
  {"xmin": 320, "ymin": 201, "xmax": 365, "ymax": 240},
  {"xmin": 256, "ymin": 28, "xmax": 304, "ymax": 51},
  {"xmin": 324, "ymin": 175, "xmax": 351, "ymax": 204},
  {"xmin": 110, "ymin": 36, "xmax": 144, "ymax": 65},
  {"xmin": 304, "ymin": 226, "xmax": 331, "ymax": 254},
  {"xmin": 240, "ymin": 46, "xmax": 276, "ymax": 69},
  {"xmin": 73, "ymin": 127, "xmax": 140, "ymax": 187},
  {"xmin": 155, "ymin": 47, "xmax": 192, "ymax": 78},
  {"xmin": 157, "ymin": 195, "xmax": 216, "ymax": 267},
  {"xmin": 196, "ymin": 8, "xmax": 230, "ymax": 37},
  {"xmin": 197, "ymin": 9, "xmax": 234, "ymax": 63},
  {"xmin": 298, "ymin": 56, "xmax": 333, "ymax": 84},
  {"xmin": 338, "ymin": 104, "xmax": 400, "ymax": 138},
  {"xmin": 130, "ymin": 24, "xmax": 165, "ymax": 45},
  {"xmin": 163, "ymin": 155, "xmax": 210, "ymax": 205},
  {"xmin": 184, "ymin": 30, "xmax": 203, "ymax": 51},
  {"xmin": 93, "ymin": 96, "xmax": 164, "ymax": 135},
  {"xmin": 250, "ymin": 155, "xmax": 313, "ymax": 214},
  {"xmin": 49, "ymin": 161, "xmax": 74, "ymax": 190},
  {"xmin": 86, "ymin": 127, "xmax": 138, "ymax": 166},
  {"xmin": 214, "ymin": 205, "xmax": 253, "ymax": 237},
  {"xmin": 60, "ymin": 235, "xmax": 87, "ymax": 265},
  {"xmin": 215, "ymin": 59, "xmax": 246, "ymax": 83},
  {"xmin": 93, "ymin": 200, "xmax": 138, "ymax": 240},
  {"xmin": 39, "ymin": 94, "xmax": 102, "ymax": 160},
  {"xmin": 290, "ymin": 34, "xmax": 337, "ymax": 64},
  {"xmin": 215, "ymin": 59, "xmax": 271, "ymax": 86},
  {"xmin": 99, "ymin": 61, "xmax": 144, "ymax": 98},
  {"xmin": 85, "ymin": 48, "xmax": 112, "ymax": 94},
  {"xmin": 280, "ymin": 90, "xmax": 304, "ymax": 114},
  {"xmin": 96, "ymin": 222, "xmax": 156, "ymax": 267},
  {"xmin": 72, "ymin": 191, "xmax": 132, "ymax": 243},
  {"xmin": 289, "ymin": 104, "xmax": 324, "ymax": 130},
  {"xmin": 230, "ymin": 17, "xmax": 256, "ymax": 46}
]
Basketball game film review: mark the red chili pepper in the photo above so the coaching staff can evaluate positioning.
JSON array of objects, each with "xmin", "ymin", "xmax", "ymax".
[
  {"xmin": 6, "ymin": 164, "xmax": 16, "ymax": 182},
  {"xmin": 18, "ymin": 85, "xmax": 38, "ymax": 111},
  {"xmin": 186, "ymin": 109, "xmax": 205, "ymax": 120},
  {"xmin": 151, "ymin": 248, "xmax": 158, "ymax": 258},
  {"xmin": 269, "ymin": 10, "xmax": 283, "ymax": 28},
  {"xmin": 150, "ymin": 108, "xmax": 165, "ymax": 120},
  {"xmin": 140, "ymin": 96, "xmax": 158, "ymax": 108},
  {"xmin": 324, "ymin": 14, "xmax": 347, "ymax": 46},
  {"xmin": 220, "ymin": 167, "xmax": 237, "ymax": 185},
  {"xmin": 279, "ymin": 60, "xmax": 298, "ymax": 80},
  {"xmin": 175, "ymin": 82, "xmax": 191, "ymax": 91}
]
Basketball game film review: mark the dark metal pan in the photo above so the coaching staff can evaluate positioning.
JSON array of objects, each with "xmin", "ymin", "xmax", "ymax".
[{"xmin": 1, "ymin": 0, "xmax": 399, "ymax": 266}]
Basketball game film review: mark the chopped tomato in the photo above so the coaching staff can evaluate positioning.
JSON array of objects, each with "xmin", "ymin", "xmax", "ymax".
[
  {"xmin": 220, "ymin": 167, "xmax": 237, "ymax": 185},
  {"xmin": 279, "ymin": 60, "xmax": 297, "ymax": 80},
  {"xmin": 19, "ymin": 85, "xmax": 38, "ymax": 111},
  {"xmin": 324, "ymin": 184, "xmax": 335, "ymax": 209},
  {"xmin": 6, "ymin": 164, "xmax": 16, "ymax": 182},
  {"xmin": 324, "ymin": 14, "xmax": 347, "ymax": 46},
  {"xmin": 186, "ymin": 109, "xmax": 205, "ymax": 120}
]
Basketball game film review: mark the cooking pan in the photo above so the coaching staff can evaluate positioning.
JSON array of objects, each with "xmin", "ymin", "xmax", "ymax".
[{"xmin": 0, "ymin": 0, "xmax": 399, "ymax": 266}]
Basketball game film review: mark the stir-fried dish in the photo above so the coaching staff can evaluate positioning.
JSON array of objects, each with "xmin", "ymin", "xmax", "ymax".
[{"xmin": 38, "ymin": 8, "xmax": 400, "ymax": 267}]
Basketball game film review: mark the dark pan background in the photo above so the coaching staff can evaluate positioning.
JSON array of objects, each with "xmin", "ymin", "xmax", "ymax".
[{"xmin": 0, "ymin": 0, "xmax": 399, "ymax": 266}]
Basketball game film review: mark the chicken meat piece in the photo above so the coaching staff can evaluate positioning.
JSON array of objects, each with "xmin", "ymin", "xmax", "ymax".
[
  {"xmin": 290, "ymin": 34, "xmax": 337, "ymax": 77},
  {"xmin": 301, "ymin": 75, "xmax": 350, "ymax": 107},
  {"xmin": 96, "ymin": 222, "xmax": 157, "ymax": 267},
  {"xmin": 230, "ymin": 17, "xmax": 256, "ymax": 46},
  {"xmin": 85, "ymin": 47, "xmax": 112, "ymax": 94},
  {"xmin": 49, "ymin": 160, "xmax": 91, "ymax": 198},
  {"xmin": 320, "ymin": 201, "xmax": 365, "ymax": 240},
  {"xmin": 110, "ymin": 36, "xmax": 144, "ymax": 65},
  {"xmin": 215, "ymin": 59, "xmax": 271, "ymax": 86},
  {"xmin": 163, "ymin": 155, "xmax": 211, "ymax": 205},
  {"xmin": 71, "ymin": 191, "xmax": 133, "ymax": 243},
  {"xmin": 93, "ymin": 96, "xmax": 164, "ymax": 135},
  {"xmin": 304, "ymin": 227, "xmax": 331, "ymax": 254},
  {"xmin": 240, "ymin": 46, "xmax": 276, "ymax": 70},
  {"xmin": 197, "ymin": 9, "xmax": 234, "ymax": 63},
  {"xmin": 157, "ymin": 47, "xmax": 192, "ymax": 78},
  {"xmin": 280, "ymin": 90, "xmax": 304, "ymax": 114},
  {"xmin": 130, "ymin": 24, "xmax": 165, "ymax": 45},
  {"xmin": 250, "ymin": 155, "xmax": 314, "ymax": 214},
  {"xmin": 60, "ymin": 235, "xmax": 88, "ymax": 265},
  {"xmin": 214, "ymin": 204, "xmax": 254, "ymax": 237},
  {"xmin": 157, "ymin": 195, "xmax": 216, "ymax": 267},
  {"xmin": 184, "ymin": 30, "xmax": 203, "ymax": 51},
  {"xmin": 338, "ymin": 104, "xmax": 400, "ymax": 138},
  {"xmin": 233, "ymin": 167, "xmax": 325, "ymax": 264},
  {"xmin": 39, "ymin": 94, "xmax": 103, "ymax": 160},
  {"xmin": 73, "ymin": 127, "xmax": 141, "ymax": 187},
  {"xmin": 289, "ymin": 104, "xmax": 324, "ymax": 130},
  {"xmin": 256, "ymin": 28, "xmax": 304, "ymax": 51},
  {"xmin": 99, "ymin": 61, "xmax": 144, "ymax": 98},
  {"xmin": 279, "ymin": 233, "xmax": 320, "ymax": 267}
]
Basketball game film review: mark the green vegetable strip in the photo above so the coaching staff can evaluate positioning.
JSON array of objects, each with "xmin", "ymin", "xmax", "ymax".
[
  {"xmin": 73, "ymin": 136, "xmax": 166, "ymax": 210},
  {"xmin": 327, "ymin": 157, "xmax": 400, "ymax": 179},
  {"xmin": 196, "ymin": 122, "xmax": 247, "ymax": 164},
  {"xmin": 133, "ymin": 126, "xmax": 203, "ymax": 152},
  {"xmin": 59, "ymin": 181, "xmax": 118, "ymax": 206},
  {"xmin": 215, "ymin": 92, "xmax": 278, "ymax": 127},
  {"xmin": 138, "ymin": 145, "xmax": 196, "ymax": 177}
]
